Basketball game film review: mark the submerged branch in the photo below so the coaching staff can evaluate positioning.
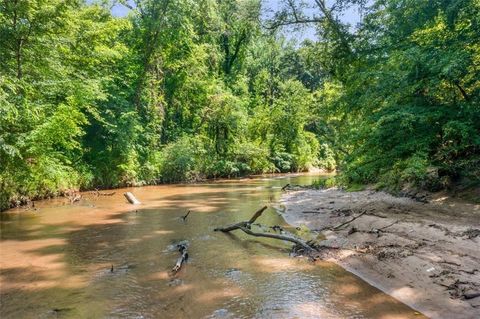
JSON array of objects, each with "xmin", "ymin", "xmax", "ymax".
[
  {"xmin": 237, "ymin": 226, "xmax": 314, "ymax": 251},
  {"xmin": 214, "ymin": 206, "xmax": 268, "ymax": 232},
  {"xmin": 214, "ymin": 206, "xmax": 316, "ymax": 252}
]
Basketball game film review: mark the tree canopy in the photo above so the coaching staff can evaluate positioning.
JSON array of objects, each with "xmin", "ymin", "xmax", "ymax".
[{"xmin": 1, "ymin": 0, "xmax": 478, "ymax": 210}]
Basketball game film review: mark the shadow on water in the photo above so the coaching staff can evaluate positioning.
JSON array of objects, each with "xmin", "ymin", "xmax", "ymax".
[{"xmin": 1, "ymin": 174, "xmax": 425, "ymax": 318}]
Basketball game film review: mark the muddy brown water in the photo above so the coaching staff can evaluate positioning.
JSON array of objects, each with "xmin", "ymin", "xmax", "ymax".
[{"xmin": 1, "ymin": 174, "xmax": 424, "ymax": 318}]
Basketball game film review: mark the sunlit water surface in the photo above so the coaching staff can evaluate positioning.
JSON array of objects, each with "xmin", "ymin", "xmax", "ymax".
[{"xmin": 1, "ymin": 174, "xmax": 423, "ymax": 318}]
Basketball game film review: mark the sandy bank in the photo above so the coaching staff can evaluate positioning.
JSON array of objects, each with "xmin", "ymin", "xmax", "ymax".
[{"xmin": 279, "ymin": 188, "xmax": 480, "ymax": 319}]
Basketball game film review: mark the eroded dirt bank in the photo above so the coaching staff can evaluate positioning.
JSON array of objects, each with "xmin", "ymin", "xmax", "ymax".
[{"xmin": 280, "ymin": 188, "xmax": 480, "ymax": 319}]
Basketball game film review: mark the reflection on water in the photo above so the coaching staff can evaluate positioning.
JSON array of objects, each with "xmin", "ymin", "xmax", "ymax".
[{"xmin": 1, "ymin": 174, "xmax": 423, "ymax": 318}]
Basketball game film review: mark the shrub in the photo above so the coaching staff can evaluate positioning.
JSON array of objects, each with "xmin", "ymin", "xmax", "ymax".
[
  {"xmin": 270, "ymin": 151, "xmax": 292, "ymax": 173},
  {"xmin": 158, "ymin": 135, "xmax": 206, "ymax": 183},
  {"xmin": 233, "ymin": 141, "xmax": 274, "ymax": 175},
  {"xmin": 292, "ymin": 132, "xmax": 320, "ymax": 171}
]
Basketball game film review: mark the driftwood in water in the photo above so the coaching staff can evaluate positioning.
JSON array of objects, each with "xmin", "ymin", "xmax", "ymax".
[
  {"xmin": 281, "ymin": 183, "xmax": 290, "ymax": 191},
  {"xmin": 214, "ymin": 206, "xmax": 268, "ymax": 232},
  {"xmin": 237, "ymin": 226, "xmax": 314, "ymax": 251},
  {"xmin": 181, "ymin": 210, "xmax": 191, "ymax": 222},
  {"xmin": 172, "ymin": 244, "xmax": 188, "ymax": 274},
  {"xmin": 214, "ymin": 206, "xmax": 316, "ymax": 251},
  {"xmin": 69, "ymin": 194, "xmax": 81, "ymax": 203},
  {"xmin": 124, "ymin": 192, "xmax": 140, "ymax": 205}
]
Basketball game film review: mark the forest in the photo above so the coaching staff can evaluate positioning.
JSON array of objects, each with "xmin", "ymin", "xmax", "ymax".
[{"xmin": 1, "ymin": 0, "xmax": 479, "ymax": 211}]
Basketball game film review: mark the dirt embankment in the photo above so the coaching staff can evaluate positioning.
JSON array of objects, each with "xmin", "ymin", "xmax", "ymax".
[{"xmin": 279, "ymin": 188, "xmax": 480, "ymax": 319}]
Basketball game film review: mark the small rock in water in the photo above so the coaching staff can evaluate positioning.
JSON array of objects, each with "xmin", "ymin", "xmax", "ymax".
[
  {"xmin": 211, "ymin": 308, "xmax": 230, "ymax": 318},
  {"xmin": 167, "ymin": 278, "xmax": 183, "ymax": 287},
  {"xmin": 225, "ymin": 268, "xmax": 241, "ymax": 276}
]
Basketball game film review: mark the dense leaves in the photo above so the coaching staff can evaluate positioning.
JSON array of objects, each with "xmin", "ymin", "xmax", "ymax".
[
  {"xmin": 0, "ymin": 0, "xmax": 478, "ymax": 210},
  {"xmin": 339, "ymin": 0, "xmax": 480, "ymax": 190}
]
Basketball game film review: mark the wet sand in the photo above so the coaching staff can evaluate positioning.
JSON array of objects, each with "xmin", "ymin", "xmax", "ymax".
[{"xmin": 280, "ymin": 188, "xmax": 480, "ymax": 319}]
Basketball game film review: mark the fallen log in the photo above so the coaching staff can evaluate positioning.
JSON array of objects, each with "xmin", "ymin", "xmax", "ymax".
[
  {"xmin": 248, "ymin": 206, "xmax": 268, "ymax": 223},
  {"xmin": 172, "ymin": 244, "xmax": 188, "ymax": 274},
  {"xmin": 214, "ymin": 206, "xmax": 316, "ymax": 251},
  {"xmin": 214, "ymin": 206, "xmax": 268, "ymax": 232},
  {"xmin": 237, "ymin": 226, "xmax": 314, "ymax": 251},
  {"xmin": 124, "ymin": 192, "xmax": 140, "ymax": 205}
]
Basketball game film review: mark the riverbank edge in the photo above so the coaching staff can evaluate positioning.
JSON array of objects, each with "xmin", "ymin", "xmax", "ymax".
[
  {"xmin": 1, "ymin": 171, "xmax": 328, "ymax": 213},
  {"xmin": 279, "ymin": 188, "xmax": 480, "ymax": 319}
]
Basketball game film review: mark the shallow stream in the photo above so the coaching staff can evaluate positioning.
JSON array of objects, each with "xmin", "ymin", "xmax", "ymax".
[{"xmin": 1, "ymin": 174, "xmax": 421, "ymax": 318}]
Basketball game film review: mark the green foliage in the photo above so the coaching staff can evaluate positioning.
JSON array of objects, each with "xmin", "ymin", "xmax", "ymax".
[
  {"xmin": 311, "ymin": 0, "xmax": 480, "ymax": 191},
  {"xmin": 158, "ymin": 135, "xmax": 205, "ymax": 183},
  {"xmin": 230, "ymin": 140, "xmax": 274, "ymax": 175},
  {"xmin": 157, "ymin": 136, "xmax": 273, "ymax": 182},
  {"xmin": 1, "ymin": 0, "xmax": 478, "ymax": 210},
  {"xmin": 317, "ymin": 143, "xmax": 336, "ymax": 171},
  {"xmin": 0, "ymin": 1, "xmax": 137, "ymax": 208},
  {"xmin": 270, "ymin": 151, "xmax": 294, "ymax": 173}
]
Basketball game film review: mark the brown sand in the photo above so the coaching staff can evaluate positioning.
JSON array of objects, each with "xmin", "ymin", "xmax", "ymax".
[{"xmin": 279, "ymin": 188, "xmax": 480, "ymax": 319}]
